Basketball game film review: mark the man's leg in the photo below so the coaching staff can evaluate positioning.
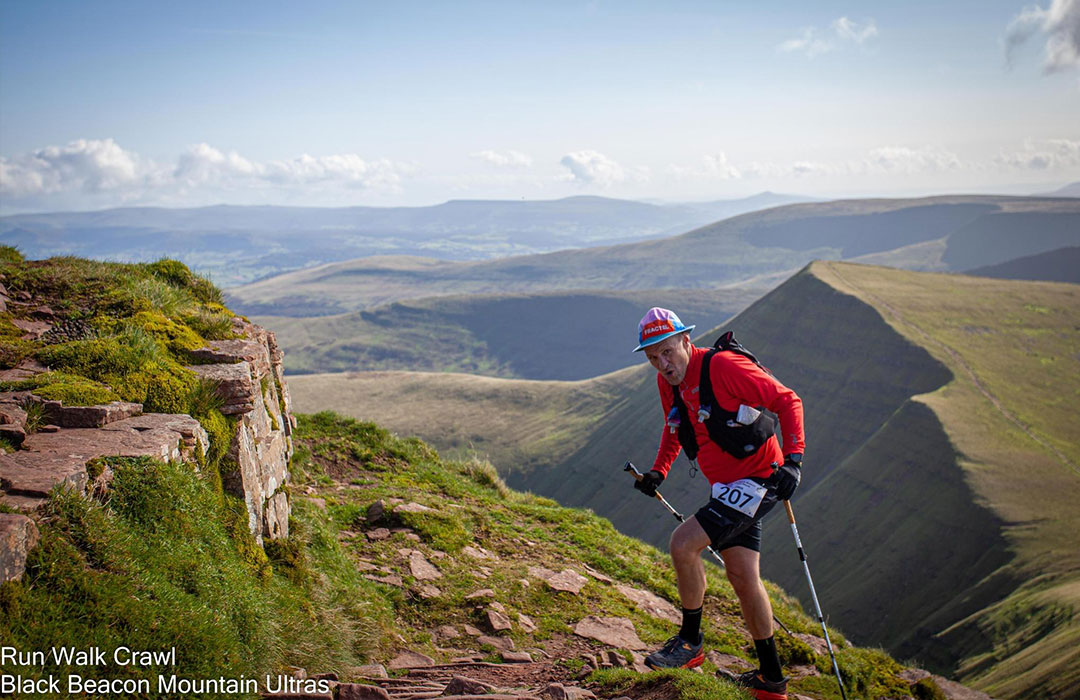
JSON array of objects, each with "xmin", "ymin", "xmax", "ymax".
[
  {"xmin": 721, "ymin": 545, "xmax": 785, "ymax": 688},
  {"xmin": 719, "ymin": 546, "xmax": 772, "ymax": 638},
  {"xmin": 670, "ymin": 515, "xmax": 711, "ymax": 610},
  {"xmin": 643, "ymin": 516, "xmax": 710, "ymax": 669}
]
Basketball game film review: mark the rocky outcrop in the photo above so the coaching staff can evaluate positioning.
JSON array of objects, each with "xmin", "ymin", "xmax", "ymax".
[
  {"xmin": 187, "ymin": 318, "xmax": 295, "ymax": 543},
  {"xmin": 0, "ymin": 403, "xmax": 208, "ymax": 512},
  {"xmin": 0, "ymin": 312, "xmax": 296, "ymax": 577}
]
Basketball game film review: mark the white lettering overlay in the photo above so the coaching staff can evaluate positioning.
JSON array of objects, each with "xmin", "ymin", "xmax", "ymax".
[{"xmin": 70, "ymin": 675, "xmax": 152, "ymax": 694}]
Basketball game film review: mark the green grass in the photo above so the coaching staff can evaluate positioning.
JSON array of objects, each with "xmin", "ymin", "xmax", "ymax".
[
  {"xmin": 590, "ymin": 667, "xmax": 750, "ymax": 700},
  {"xmin": 282, "ymin": 411, "xmax": 913, "ymax": 699},
  {"xmin": 0, "ymin": 456, "xmax": 384, "ymax": 697}
]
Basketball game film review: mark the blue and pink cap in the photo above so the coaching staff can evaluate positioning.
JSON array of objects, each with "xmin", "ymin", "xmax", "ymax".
[{"xmin": 633, "ymin": 307, "xmax": 695, "ymax": 352}]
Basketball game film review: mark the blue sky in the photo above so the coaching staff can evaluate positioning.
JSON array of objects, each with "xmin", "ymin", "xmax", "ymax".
[{"xmin": 1, "ymin": 0, "xmax": 1078, "ymax": 212}]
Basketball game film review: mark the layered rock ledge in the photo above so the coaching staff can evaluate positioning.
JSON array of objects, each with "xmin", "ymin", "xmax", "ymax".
[
  {"xmin": 187, "ymin": 318, "xmax": 295, "ymax": 543},
  {"xmin": 0, "ymin": 314, "xmax": 296, "ymax": 580}
]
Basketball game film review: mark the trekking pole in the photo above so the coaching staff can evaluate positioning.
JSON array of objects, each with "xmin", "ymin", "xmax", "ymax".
[
  {"xmin": 783, "ymin": 500, "xmax": 847, "ymax": 700},
  {"xmin": 623, "ymin": 461, "xmax": 790, "ymax": 635}
]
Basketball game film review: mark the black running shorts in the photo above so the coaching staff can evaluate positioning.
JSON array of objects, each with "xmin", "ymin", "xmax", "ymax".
[{"xmin": 693, "ymin": 479, "xmax": 779, "ymax": 553}]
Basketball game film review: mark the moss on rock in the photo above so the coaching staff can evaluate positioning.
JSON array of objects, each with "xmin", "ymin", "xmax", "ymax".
[{"xmin": 0, "ymin": 371, "xmax": 120, "ymax": 406}]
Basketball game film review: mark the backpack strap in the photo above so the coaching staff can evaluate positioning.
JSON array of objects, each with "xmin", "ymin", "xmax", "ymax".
[
  {"xmin": 713, "ymin": 331, "xmax": 772, "ymax": 376},
  {"xmin": 669, "ymin": 382, "xmax": 699, "ymax": 461}
]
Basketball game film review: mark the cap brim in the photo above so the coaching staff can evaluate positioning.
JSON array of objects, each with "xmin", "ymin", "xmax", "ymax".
[{"xmin": 632, "ymin": 326, "xmax": 694, "ymax": 353}]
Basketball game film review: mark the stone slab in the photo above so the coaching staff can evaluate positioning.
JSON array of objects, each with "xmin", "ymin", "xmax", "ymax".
[
  {"xmin": 572, "ymin": 616, "xmax": 646, "ymax": 650},
  {"xmin": 190, "ymin": 339, "xmax": 271, "ymax": 376},
  {"xmin": 42, "ymin": 400, "xmax": 142, "ymax": 429},
  {"xmin": 615, "ymin": 584, "xmax": 681, "ymax": 625}
]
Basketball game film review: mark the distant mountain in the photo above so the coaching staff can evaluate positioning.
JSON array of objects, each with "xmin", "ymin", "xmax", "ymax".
[
  {"xmin": 966, "ymin": 246, "xmax": 1080, "ymax": 283},
  {"xmin": 229, "ymin": 195, "xmax": 1080, "ymax": 317},
  {"xmin": 252, "ymin": 285, "xmax": 767, "ymax": 380},
  {"xmin": 1040, "ymin": 181, "xmax": 1080, "ymax": 197},
  {"xmin": 0, "ymin": 195, "xmax": 775, "ymax": 286},
  {"xmin": 286, "ymin": 262, "xmax": 1080, "ymax": 699},
  {"xmin": 667, "ymin": 191, "xmax": 816, "ymax": 221}
]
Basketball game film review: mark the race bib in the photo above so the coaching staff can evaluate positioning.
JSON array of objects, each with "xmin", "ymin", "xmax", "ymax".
[{"xmin": 711, "ymin": 478, "xmax": 767, "ymax": 518}]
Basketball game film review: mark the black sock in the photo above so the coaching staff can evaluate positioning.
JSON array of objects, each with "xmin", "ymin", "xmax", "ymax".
[
  {"xmin": 679, "ymin": 606, "xmax": 703, "ymax": 644},
  {"xmin": 754, "ymin": 636, "xmax": 783, "ymax": 682}
]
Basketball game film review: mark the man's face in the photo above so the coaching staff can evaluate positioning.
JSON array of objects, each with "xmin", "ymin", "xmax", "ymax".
[{"xmin": 644, "ymin": 333, "xmax": 692, "ymax": 385}]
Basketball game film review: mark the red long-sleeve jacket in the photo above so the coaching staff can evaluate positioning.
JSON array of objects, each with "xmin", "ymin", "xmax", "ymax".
[{"xmin": 652, "ymin": 345, "xmax": 805, "ymax": 486}]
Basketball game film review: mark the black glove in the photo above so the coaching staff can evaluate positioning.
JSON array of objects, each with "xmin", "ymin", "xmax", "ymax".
[
  {"xmin": 771, "ymin": 454, "xmax": 802, "ymax": 500},
  {"xmin": 634, "ymin": 470, "xmax": 665, "ymax": 497}
]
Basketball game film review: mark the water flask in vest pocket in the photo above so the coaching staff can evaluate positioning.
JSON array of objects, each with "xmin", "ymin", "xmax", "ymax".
[{"xmin": 736, "ymin": 404, "xmax": 761, "ymax": 425}]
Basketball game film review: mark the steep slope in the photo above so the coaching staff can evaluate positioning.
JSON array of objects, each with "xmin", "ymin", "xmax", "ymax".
[
  {"xmin": 286, "ymin": 262, "xmax": 1080, "ymax": 699},
  {"xmin": 228, "ymin": 195, "xmax": 1080, "ymax": 316},
  {"xmin": 797, "ymin": 262, "xmax": 1080, "ymax": 699},
  {"xmin": 254, "ymin": 286, "xmax": 764, "ymax": 379}
]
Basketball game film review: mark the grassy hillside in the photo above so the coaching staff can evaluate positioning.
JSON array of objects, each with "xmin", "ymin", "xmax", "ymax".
[
  {"xmin": 288, "ymin": 370, "xmax": 628, "ymax": 475},
  {"xmin": 228, "ymin": 195, "xmax": 1080, "ymax": 316},
  {"xmin": 287, "ymin": 262, "xmax": 1080, "ymax": 699},
  {"xmin": 3, "ymin": 406, "xmax": 936, "ymax": 700},
  {"xmin": 803, "ymin": 262, "xmax": 1080, "ymax": 700},
  {"xmin": 255, "ymin": 287, "xmax": 762, "ymax": 380}
]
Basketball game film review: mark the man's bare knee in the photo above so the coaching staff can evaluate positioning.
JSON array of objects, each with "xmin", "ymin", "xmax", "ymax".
[
  {"xmin": 726, "ymin": 566, "xmax": 757, "ymax": 596},
  {"xmin": 670, "ymin": 518, "xmax": 709, "ymax": 561},
  {"xmin": 721, "ymin": 547, "xmax": 762, "ymax": 596}
]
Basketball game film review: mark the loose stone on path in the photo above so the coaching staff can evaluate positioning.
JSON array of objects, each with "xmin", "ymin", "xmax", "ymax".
[
  {"xmin": 572, "ymin": 616, "xmax": 647, "ymax": 650},
  {"xmin": 528, "ymin": 566, "xmax": 588, "ymax": 594},
  {"xmin": 615, "ymin": 584, "xmax": 681, "ymax": 625},
  {"xmin": 387, "ymin": 651, "xmax": 436, "ymax": 670},
  {"xmin": 409, "ymin": 551, "xmax": 442, "ymax": 580}
]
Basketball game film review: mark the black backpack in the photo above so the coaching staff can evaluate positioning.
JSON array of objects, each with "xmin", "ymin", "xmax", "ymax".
[{"xmin": 670, "ymin": 331, "xmax": 778, "ymax": 461}]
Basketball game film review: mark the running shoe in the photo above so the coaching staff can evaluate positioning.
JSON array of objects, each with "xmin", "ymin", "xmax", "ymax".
[
  {"xmin": 732, "ymin": 669, "xmax": 788, "ymax": 700},
  {"xmin": 643, "ymin": 634, "xmax": 704, "ymax": 670}
]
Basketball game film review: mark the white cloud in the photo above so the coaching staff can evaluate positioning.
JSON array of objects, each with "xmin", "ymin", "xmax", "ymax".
[
  {"xmin": 669, "ymin": 153, "xmax": 742, "ymax": 180},
  {"xmin": 0, "ymin": 138, "xmax": 141, "ymax": 198},
  {"xmin": 1006, "ymin": 0, "xmax": 1080, "ymax": 73},
  {"xmin": 0, "ymin": 138, "xmax": 412, "ymax": 206},
  {"xmin": 263, "ymin": 153, "xmax": 409, "ymax": 189},
  {"xmin": 778, "ymin": 16, "xmax": 878, "ymax": 57},
  {"xmin": 995, "ymin": 138, "xmax": 1080, "ymax": 169},
  {"xmin": 174, "ymin": 143, "xmax": 260, "ymax": 185},
  {"xmin": 742, "ymin": 159, "xmax": 841, "ymax": 178},
  {"xmin": 777, "ymin": 28, "xmax": 835, "ymax": 57},
  {"xmin": 832, "ymin": 17, "xmax": 878, "ymax": 44},
  {"xmin": 470, "ymin": 149, "xmax": 533, "ymax": 168},
  {"xmin": 864, "ymin": 146, "xmax": 962, "ymax": 173},
  {"xmin": 559, "ymin": 150, "xmax": 648, "ymax": 186}
]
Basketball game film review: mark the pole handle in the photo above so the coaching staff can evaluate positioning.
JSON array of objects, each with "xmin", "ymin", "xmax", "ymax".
[
  {"xmin": 784, "ymin": 499, "xmax": 795, "ymax": 524},
  {"xmin": 623, "ymin": 461, "xmax": 644, "ymax": 481}
]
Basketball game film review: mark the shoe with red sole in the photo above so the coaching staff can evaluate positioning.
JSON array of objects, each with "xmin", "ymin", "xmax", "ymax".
[
  {"xmin": 731, "ymin": 669, "xmax": 788, "ymax": 700},
  {"xmin": 643, "ymin": 634, "xmax": 705, "ymax": 670}
]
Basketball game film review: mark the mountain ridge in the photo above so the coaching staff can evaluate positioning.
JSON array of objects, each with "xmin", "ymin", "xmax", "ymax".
[
  {"xmin": 286, "ymin": 261, "xmax": 1080, "ymax": 699},
  {"xmin": 227, "ymin": 195, "xmax": 1080, "ymax": 317}
]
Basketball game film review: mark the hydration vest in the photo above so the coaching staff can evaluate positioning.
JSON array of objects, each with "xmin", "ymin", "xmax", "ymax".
[{"xmin": 670, "ymin": 331, "xmax": 778, "ymax": 461}]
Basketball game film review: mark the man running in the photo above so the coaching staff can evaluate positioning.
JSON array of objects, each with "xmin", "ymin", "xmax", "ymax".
[{"xmin": 633, "ymin": 307, "xmax": 803, "ymax": 700}]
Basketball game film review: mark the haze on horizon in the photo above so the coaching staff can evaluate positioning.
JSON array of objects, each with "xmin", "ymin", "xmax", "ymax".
[{"xmin": 1, "ymin": 0, "xmax": 1079, "ymax": 215}]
